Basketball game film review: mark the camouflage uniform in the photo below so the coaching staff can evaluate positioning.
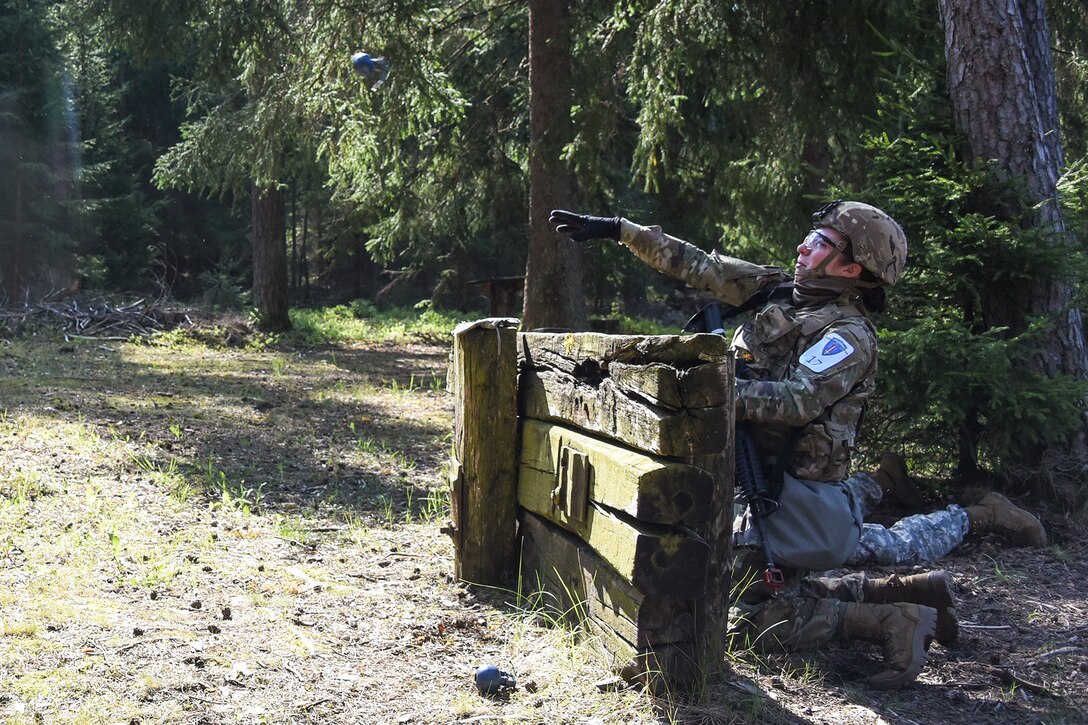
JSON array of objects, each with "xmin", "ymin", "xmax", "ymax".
[
  {"xmin": 617, "ymin": 220, "xmax": 877, "ymax": 481},
  {"xmin": 843, "ymin": 473, "xmax": 970, "ymax": 566},
  {"xmin": 616, "ymin": 219, "xmax": 880, "ymax": 651}
]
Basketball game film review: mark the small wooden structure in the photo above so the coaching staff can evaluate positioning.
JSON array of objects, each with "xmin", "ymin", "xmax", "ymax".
[
  {"xmin": 466, "ymin": 276, "xmax": 525, "ymax": 317},
  {"xmin": 449, "ymin": 321, "xmax": 734, "ymax": 689}
]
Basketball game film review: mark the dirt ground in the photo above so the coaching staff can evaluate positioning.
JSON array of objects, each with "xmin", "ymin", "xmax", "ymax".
[{"xmin": 0, "ymin": 332, "xmax": 1085, "ymax": 724}]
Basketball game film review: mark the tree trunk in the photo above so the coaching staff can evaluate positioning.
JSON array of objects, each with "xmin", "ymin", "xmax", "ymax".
[
  {"xmin": 522, "ymin": 0, "xmax": 587, "ymax": 331},
  {"xmin": 301, "ymin": 205, "xmax": 310, "ymax": 303},
  {"xmin": 290, "ymin": 185, "xmax": 298, "ymax": 295},
  {"xmin": 940, "ymin": 0, "xmax": 1088, "ymax": 500},
  {"xmin": 251, "ymin": 184, "xmax": 291, "ymax": 331}
]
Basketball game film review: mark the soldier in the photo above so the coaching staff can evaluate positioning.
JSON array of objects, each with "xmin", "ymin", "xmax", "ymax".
[
  {"xmin": 846, "ymin": 453, "xmax": 1048, "ymax": 568},
  {"xmin": 551, "ymin": 201, "xmax": 941, "ymax": 689}
]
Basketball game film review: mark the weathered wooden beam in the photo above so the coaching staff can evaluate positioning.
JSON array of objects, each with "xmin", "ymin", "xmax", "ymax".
[
  {"xmin": 608, "ymin": 360, "xmax": 731, "ymax": 409},
  {"xmin": 687, "ymin": 352, "xmax": 735, "ymax": 681},
  {"xmin": 519, "ymin": 513, "xmax": 696, "ymax": 648},
  {"xmin": 519, "ymin": 420, "xmax": 712, "ymax": 524},
  {"xmin": 449, "ymin": 318, "xmax": 520, "ymax": 585},
  {"xmin": 518, "ymin": 369, "xmax": 727, "ymax": 457},
  {"xmin": 513, "ymin": 330, "xmax": 735, "ymax": 685},
  {"xmin": 588, "ymin": 620, "xmax": 699, "ymax": 693},
  {"xmin": 520, "ymin": 512, "xmax": 698, "ymax": 690},
  {"xmin": 519, "ymin": 473, "xmax": 707, "ymax": 597},
  {"xmin": 519, "ymin": 331, "xmax": 729, "ymax": 371}
]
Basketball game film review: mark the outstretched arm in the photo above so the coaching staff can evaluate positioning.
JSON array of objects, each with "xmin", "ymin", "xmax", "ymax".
[
  {"xmin": 548, "ymin": 210, "xmax": 787, "ymax": 307},
  {"xmin": 617, "ymin": 220, "xmax": 789, "ymax": 308}
]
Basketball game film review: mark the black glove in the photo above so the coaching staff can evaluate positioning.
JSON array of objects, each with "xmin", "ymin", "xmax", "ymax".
[{"xmin": 549, "ymin": 209, "xmax": 622, "ymax": 242}]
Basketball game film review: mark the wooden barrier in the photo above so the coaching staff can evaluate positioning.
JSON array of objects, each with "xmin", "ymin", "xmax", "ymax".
[
  {"xmin": 451, "ymin": 325, "xmax": 734, "ymax": 689},
  {"xmin": 449, "ymin": 318, "xmax": 520, "ymax": 585}
]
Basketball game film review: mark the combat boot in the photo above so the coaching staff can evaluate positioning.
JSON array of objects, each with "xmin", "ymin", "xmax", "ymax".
[
  {"xmin": 840, "ymin": 602, "xmax": 937, "ymax": 689},
  {"xmin": 871, "ymin": 452, "xmax": 926, "ymax": 509},
  {"xmin": 863, "ymin": 571, "xmax": 958, "ymax": 645},
  {"xmin": 965, "ymin": 492, "xmax": 1047, "ymax": 547}
]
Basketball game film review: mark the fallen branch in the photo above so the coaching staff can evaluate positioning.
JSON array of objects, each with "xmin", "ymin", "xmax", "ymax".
[
  {"xmin": 302, "ymin": 697, "xmax": 333, "ymax": 711},
  {"xmin": 1031, "ymin": 646, "xmax": 1083, "ymax": 661},
  {"xmin": 986, "ymin": 666, "xmax": 1058, "ymax": 698}
]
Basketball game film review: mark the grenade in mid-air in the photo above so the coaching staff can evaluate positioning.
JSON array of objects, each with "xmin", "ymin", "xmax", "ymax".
[{"xmin": 351, "ymin": 51, "xmax": 391, "ymax": 90}]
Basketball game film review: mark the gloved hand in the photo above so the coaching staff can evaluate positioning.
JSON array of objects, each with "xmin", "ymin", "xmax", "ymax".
[{"xmin": 549, "ymin": 209, "xmax": 622, "ymax": 242}]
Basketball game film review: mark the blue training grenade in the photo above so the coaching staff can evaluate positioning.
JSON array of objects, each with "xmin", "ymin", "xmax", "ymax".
[
  {"xmin": 474, "ymin": 665, "xmax": 516, "ymax": 695},
  {"xmin": 351, "ymin": 51, "xmax": 391, "ymax": 90}
]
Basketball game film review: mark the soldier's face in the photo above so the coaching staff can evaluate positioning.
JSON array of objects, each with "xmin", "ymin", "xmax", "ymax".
[{"xmin": 795, "ymin": 226, "xmax": 860, "ymax": 280}]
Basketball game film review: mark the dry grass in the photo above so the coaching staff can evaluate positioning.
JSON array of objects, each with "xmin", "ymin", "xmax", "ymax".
[
  {"xmin": 1, "ymin": 331, "xmax": 1086, "ymax": 724},
  {"xmin": 0, "ymin": 334, "xmax": 668, "ymax": 723}
]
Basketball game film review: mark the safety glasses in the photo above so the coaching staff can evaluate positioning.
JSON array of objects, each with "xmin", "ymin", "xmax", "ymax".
[{"xmin": 801, "ymin": 229, "xmax": 848, "ymax": 252}]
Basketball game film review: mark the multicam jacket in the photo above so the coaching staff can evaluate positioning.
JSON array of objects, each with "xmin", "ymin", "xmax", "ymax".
[{"xmin": 618, "ymin": 220, "xmax": 878, "ymax": 482}]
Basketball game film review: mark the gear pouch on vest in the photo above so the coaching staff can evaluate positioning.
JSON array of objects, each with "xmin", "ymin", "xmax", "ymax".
[
  {"xmin": 743, "ymin": 304, "xmax": 800, "ymax": 379},
  {"xmin": 734, "ymin": 473, "xmax": 863, "ymax": 571},
  {"xmin": 791, "ymin": 418, "xmax": 853, "ymax": 481}
]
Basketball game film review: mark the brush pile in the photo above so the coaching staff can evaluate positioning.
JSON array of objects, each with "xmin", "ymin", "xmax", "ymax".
[{"xmin": 0, "ymin": 297, "xmax": 195, "ymax": 340}]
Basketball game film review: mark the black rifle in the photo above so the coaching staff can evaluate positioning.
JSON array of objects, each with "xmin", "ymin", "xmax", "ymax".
[
  {"xmin": 735, "ymin": 421, "xmax": 785, "ymax": 594},
  {"xmin": 694, "ymin": 301, "xmax": 785, "ymax": 595}
]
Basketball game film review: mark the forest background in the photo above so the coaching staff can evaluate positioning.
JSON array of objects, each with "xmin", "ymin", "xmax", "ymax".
[{"xmin": 3, "ymin": 0, "xmax": 1088, "ymax": 509}]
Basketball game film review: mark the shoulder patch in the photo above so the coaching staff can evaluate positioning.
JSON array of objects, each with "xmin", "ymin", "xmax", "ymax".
[{"xmin": 799, "ymin": 332, "xmax": 855, "ymax": 373}]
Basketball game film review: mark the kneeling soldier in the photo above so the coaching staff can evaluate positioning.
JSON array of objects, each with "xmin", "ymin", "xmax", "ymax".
[{"xmin": 553, "ymin": 200, "xmax": 939, "ymax": 688}]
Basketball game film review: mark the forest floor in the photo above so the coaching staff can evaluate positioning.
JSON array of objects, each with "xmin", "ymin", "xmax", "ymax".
[{"xmin": 0, "ymin": 328, "xmax": 1086, "ymax": 724}]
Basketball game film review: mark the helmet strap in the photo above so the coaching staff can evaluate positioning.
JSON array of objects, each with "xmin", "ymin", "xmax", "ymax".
[{"xmin": 796, "ymin": 247, "xmax": 843, "ymax": 280}]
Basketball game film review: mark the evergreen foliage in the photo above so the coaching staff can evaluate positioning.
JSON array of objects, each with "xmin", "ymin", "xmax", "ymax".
[
  {"xmin": 0, "ymin": 0, "xmax": 79, "ymax": 299},
  {"xmin": 836, "ymin": 49, "xmax": 1088, "ymax": 486},
  {"xmin": 56, "ymin": 4, "xmax": 163, "ymax": 291},
  {"xmin": 619, "ymin": 0, "xmax": 939, "ymax": 260},
  {"xmin": 311, "ymin": 0, "xmax": 528, "ymax": 305},
  {"xmin": 4, "ymin": 0, "xmax": 1088, "ymax": 495}
]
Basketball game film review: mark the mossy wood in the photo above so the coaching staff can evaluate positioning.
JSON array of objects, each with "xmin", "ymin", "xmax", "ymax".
[
  {"xmin": 520, "ymin": 512, "xmax": 698, "ymax": 688},
  {"xmin": 587, "ymin": 620, "xmax": 698, "ymax": 692},
  {"xmin": 518, "ymin": 369, "xmax": 727, "ymax": 457},
  {"xmin": 519, "ymin": 419, "xmax": 712, "ymax": 524},
  {"xmin": 517, "ymin": 331, "xmax": 730, "ymax": 457},
  {"xmin": 683, "ymin": 347, "xmax": 735, "ymax": 679},
  {"xmin": 449, "ymin": 319, "xmax": 520, "ymax": 585},
  {"xmin": 608, "ymin": 360, "xmax": 730, "ymax": 409},
  {"xmin": 519, "ymin": 469, "xmax": 708, "ymax": 597},
  {"xmin": 519, "ymin": 331, "xmax": 729, "ymax": 371}
]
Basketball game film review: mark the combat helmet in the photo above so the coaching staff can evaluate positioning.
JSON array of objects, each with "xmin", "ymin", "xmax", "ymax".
[{"xmin": 811, "ymin": 200, "xmax": 908, "ymax": 286}]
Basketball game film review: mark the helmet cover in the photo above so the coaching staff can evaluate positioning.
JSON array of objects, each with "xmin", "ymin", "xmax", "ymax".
[{"xmin": 812, "ymin": 200, "xmax": 907, "ymax": 286}]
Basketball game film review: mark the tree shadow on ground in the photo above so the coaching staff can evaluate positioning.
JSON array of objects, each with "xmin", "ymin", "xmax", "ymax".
[{"xmin": 0, "ymin": 337, "xmax": 454, "ymax": 524}]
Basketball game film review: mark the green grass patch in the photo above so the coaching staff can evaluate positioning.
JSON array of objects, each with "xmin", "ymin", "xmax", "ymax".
[
  {"xmin": 3, "ymin": 621, "xmax": 39, "ymax": 637},
  {"xmin": 287, "ymin": 303, "xmax": 471, "ymax": 346},
  {"xmin": 610, "ymin": 314, "xmax": 684, "ymax": 336}
]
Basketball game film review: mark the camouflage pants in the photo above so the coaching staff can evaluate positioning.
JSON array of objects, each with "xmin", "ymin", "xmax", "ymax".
[
  {"xmin": 730, "ymin": 567, "xmax": 937, "ymax": 652},
  {"xmin": 729, "ymin": 549, "xmax": 848, "ymax": 652},
  {"xmin": 735, "ymin": 593, "xmax": 846, "ymax": 652},
  {"xmin": 730, "ymin": 559, "xmax": 896, "ymax": 652},
  {"xmin": 842, "ymin": 473, "xmax": 970, "ymax": 566},
  {"xmin": 729, "ymin": 473, "xmax": 971, "ymax": 651}
]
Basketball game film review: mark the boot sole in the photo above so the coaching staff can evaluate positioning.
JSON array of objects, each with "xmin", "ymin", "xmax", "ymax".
[
  {"xmin": 923, "ymin": 571, "xmax": 955, "ymax": 609},
  {"xmin": 868, "ymin": 605, "xmax": 937, "ymax": 690},
  {"xmin": 935, "ymin": 606, "xmax": 958, "ymax": 646},
  {"xmin": 907, "ymin": 573, "xmax": 956, "ymax": 644}
]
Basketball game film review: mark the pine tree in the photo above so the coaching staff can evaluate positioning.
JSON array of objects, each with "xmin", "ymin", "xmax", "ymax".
[
  {"xmin": 0, "ymin": 0, "xmax": 78, "ymax": 300},
  {"xmin": 939, "ymin": 0, "xmax": 1088, "ymax": 502}
]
